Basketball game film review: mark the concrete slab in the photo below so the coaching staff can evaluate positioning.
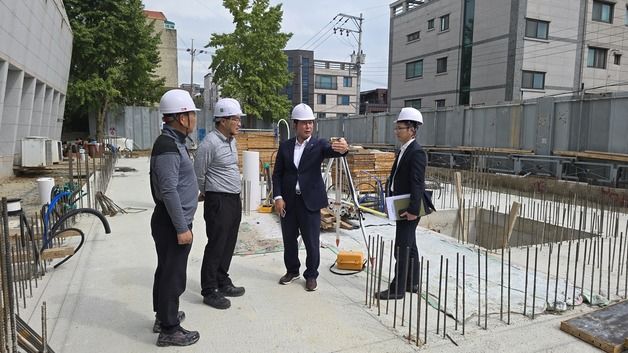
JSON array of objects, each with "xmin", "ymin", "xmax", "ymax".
[{"xmin": 19, "ymin": 156, "xmax": 616, "ymax": 352}]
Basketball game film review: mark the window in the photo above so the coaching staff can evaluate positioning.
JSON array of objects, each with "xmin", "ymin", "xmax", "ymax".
[
  {"xmin": 317, "ymin": 94, "xmax": 326, "ymax": 104},
  {"xmin": 317, "ymin": 112, "xmax": 326, "ymax": 119},
  {"xmin": 407, "ymin": 31, "xmax": 420, "ymax": 42},
  {"xmin": 404, "ymin": 99, "xmax": 421, "ymax": 109},
  {"xmin": 588, "ymin": 47, "xmax": 608, "ymax": 68},
  {"xmin": 440, "ymin": 14, "xmax": 450, "ymax": 31},
  {"xmin": 337, "ymin": 95, "xmax": 350, "ymax": 105},
  {"xmin": 435, "ymin": 99, "xmax": 446, "ymax": 108},
  {"xmin": 315, "ymin": 75, "xmax": 337, "ymax": 89},
  {"xmin": 343, "ymin": 76, "xmax": 352, "ymax": 87},
  {"xmin": 525, "ymin": 19, "xmax": 549, "ymax": 39},
  {"xmin": 427, "ymin": 19, "xmax": 434, "ymax": 30},
  {"xmin": 614, "ymin": 53, "xmax": 622, "ymax": 65},
  {"xmin": 522, "ymin": 70, "xmax": 545, "ymax": 89},
  {"xmin": 436, "ymin": 57, "xmax": 448, "ymax": 73},
  {"xmin": 592, "ymin": 1, "xmax": 613, "ymax": 23},
  {"xmin": 406, "ymin": 60, "xmax": 423, "ymax": 79}
]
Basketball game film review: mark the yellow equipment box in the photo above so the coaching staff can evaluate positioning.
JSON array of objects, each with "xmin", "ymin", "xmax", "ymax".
[{"xmin": 336, "ymin": 251, "xmax": 364, "ymax": 270}]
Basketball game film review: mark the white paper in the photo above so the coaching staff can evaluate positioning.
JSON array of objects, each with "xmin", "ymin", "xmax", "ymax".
[{"xmin": 385, "ymin": 194, "xmax": 411, "ymax": 221}]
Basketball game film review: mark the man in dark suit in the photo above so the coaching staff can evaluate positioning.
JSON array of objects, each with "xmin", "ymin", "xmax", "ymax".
[
  {"xmin": 376, "ymin": 107, "xmax": 427, "ymax": 300},
  {"xmin": 272, "ymin": 103, "xmax": 349, "ymax": 291}
]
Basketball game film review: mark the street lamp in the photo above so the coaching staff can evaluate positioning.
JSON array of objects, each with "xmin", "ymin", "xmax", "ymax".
[{"xmin": 186, "ymin": 39, "xmax": 207, "ymax": 95}]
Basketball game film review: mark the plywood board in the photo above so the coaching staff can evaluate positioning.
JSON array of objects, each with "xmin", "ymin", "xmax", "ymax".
[{"xmin": 560, "ymin": 300, "xmax": 628, "ymax": 353}]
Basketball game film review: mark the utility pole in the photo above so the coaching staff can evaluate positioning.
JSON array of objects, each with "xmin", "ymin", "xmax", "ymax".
[
  {"xmin": 186, "ymin": 39, "xmax": 207, "ymax": 95},
  {"xmin": 334, "ymin": 13, "xmax": 364, "ymax": 116}
]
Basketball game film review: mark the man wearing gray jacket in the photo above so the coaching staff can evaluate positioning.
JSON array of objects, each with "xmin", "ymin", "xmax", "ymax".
[{"xmin": 149, "ymin": 89, "xmax": 200, "ymax": 347}]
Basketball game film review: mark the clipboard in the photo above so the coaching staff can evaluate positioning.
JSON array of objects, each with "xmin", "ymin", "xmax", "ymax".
[{"xmin": 385, "ymin": 193, "xmax": 431, "ymax": 221}]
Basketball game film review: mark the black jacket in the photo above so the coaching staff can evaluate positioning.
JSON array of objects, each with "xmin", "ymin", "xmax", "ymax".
[
  {"xmin": 272, "ymin": 137, "xmax": 346, "ymax": 212},
  {"xmin": 386, "ymin": 140, "xmax": 428, "ymax": 216}
]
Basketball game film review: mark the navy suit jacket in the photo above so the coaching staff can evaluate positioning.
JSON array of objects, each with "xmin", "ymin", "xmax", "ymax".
[
  {"xmin": 386, "ymin": 140, "xmax": 427, "ymax": 216},
  {"xmin": 272, "ymin": 137, "xmax": 346, "ymax": 212}
]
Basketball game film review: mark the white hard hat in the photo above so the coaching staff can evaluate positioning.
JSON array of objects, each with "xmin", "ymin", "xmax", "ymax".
[
  {"xmin": 395, "ymin": 107, "xmax": 423, "ymax": 125},
  {"xmin": 214, "ymin": 98, "xmax": 245, "ymax": 118},
  {"xmin": 291, "ymin": 103, "xmax": 315, "ymax": 121},
  {"xmin": 159, "ymin": 89, "xmax": 200, "ymax": 115}
]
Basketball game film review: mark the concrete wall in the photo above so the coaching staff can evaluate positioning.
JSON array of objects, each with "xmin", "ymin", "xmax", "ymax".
[
  {"xmin": 147, "ymin": 17, "xmax": 178, "ymax": 89},
  {"xmin": 0, "ymin": 0, "xmax": 72, "ymax": 176}
]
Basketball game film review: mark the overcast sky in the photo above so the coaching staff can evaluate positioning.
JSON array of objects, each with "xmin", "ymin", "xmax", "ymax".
[{"xmin": 141, "ymin": 0, "xmax": 391, "ymax": 91}]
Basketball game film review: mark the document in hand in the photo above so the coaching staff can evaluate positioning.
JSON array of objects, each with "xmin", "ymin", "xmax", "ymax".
[{"xmin": 385, "ymin": 193, "xmax": 431, "ymax": 221}]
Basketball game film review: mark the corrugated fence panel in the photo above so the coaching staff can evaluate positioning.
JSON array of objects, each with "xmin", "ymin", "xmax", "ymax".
[
  {"xmin": 609, "ymin": 97, "xmax": 628, "ymax": 154},
  {"xmin": 587, "ymin": 99, "xmax": 611, "ymax": 153}
]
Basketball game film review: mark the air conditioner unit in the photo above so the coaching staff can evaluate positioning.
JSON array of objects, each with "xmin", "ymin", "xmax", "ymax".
[
  {"xmin": 46, "ymin": 139, "xmax": 59, "ymax": 164},
  {"xmin": 21, "ymin": 137, "xmax": 47, "ymax": 167}
]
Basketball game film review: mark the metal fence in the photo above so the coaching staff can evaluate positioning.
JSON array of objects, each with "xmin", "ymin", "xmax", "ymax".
[{"xmin": 318, "ymin": 92, "xmax": 628, "ymax": 155}]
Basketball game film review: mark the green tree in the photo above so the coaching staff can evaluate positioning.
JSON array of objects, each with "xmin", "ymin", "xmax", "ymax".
[
  {"xmin": 208, "ymin": 0, "xmax": 293, "ymax": 120},
  {"xmin": 65, "ymin": 0, "xmax": 164, "ymax": 139}
]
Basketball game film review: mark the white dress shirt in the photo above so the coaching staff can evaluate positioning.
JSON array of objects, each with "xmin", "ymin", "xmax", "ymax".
[
  {"xmin": 390, "ymin": 138, "xmax": 415, "ymax": 193},
  {"xmin": 293, "ymin": 136, "xmax": 311, "ymax": 192}
]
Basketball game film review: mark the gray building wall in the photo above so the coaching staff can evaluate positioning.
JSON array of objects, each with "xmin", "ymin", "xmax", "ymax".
[
  {"xmin": 0, "ymin": 0, "xmax": 72, "ymax": 175},
  {"xmin": 389, "ymin": 0, "xmax": 628, "ymax": 112}
]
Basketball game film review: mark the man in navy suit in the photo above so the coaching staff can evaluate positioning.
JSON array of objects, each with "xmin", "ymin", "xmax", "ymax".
[
  {"xmin": 376, "ymin": 107, "xmax": 428, "ymax": 300},
  {"xmin": 272, "ymin": 103, "xmax": 349, "ymax": 291}
]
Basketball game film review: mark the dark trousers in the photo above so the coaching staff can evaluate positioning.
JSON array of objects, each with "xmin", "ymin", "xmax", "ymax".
[
  {"xmin": 151, "ymin": 204, "xmax": 191, "ymax": 332},
  {"xmin": 280, "ymin": 194, "xmax": 321, "ymax": 279},
  {"xmin": 201, "ymin": 192, "xmax": 241, "ymax": 296},
  {"xmin": 390, "ymin": 218, "xmax": 420, "ymax": 293}
]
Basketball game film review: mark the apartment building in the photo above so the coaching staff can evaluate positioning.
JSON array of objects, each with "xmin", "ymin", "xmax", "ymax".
[
  {"xmin": 144, "ymin": 10, "xmax": 178, "ymax": 89},
  {"xmin": 284, "ymin": 50, "xmax": 358, "ymax": 119},
  {"xmin": 388, "ymin": 0, "xmax": 628, "ymax": 111}
]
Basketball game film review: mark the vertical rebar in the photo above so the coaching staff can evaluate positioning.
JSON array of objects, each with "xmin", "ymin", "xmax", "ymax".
[
  {"xmin": 443, "ymin": 258, "xmax": 449, "ymax": 338},
  {"xmin": 401, "ymin": 247, "xmax": 410, "ymax": 326},
  {"xmin": 424, "ymin": 260, "xmax": 429, "ymax": 344},
  {"xmin": 436, "ymin": 254, "xmax": 443, "ymax": 334},
  {"xmin": 573, "ymin": 240, "xmax": 580, "ymax": 308},
  {"xmin": 532, "ymin": 246, "xmax": 538, "ymax": 319},
  {"xmin": 455, "ymin": 253, "xmax": 459, "ymax": 331},
  {"xmin": 377, "ymin": 239, "xmax": 384, "ymax": 316},
  {"xmin": 416, "ymin": 257, "xmax": 423, "ymax": 346},
  {"xmin": 386, "ymin": 240, "xmax": 393, "ymax": 315},
  {"xmin": 365, "ymin": 235, "xmax": 371, "ymax": 306},
  {"xmin": 393, "ymin": 246, "xmax": 399, "ymax": 328},
  {"xmin": 477, "ymin": 248, "xmax": 481, "ymax": 326},
  {"xmin": 554, "ymin": 242, "xmax": 561, "ymax": 309},
  {"xmin": 524, "ymin": 246, "xmax": 529, "ymax": 316},
  {"xmin": 564, "ymin": 240, "xmax": 571, "ymax": 303},
  {"xmin": 408, "ymin": 257, "xmax": 414, "ymax": 342},
  {"xmin": 462, "ymin": 255, "xmax": 466, "ymax": 335},
  {"xmin": 484, "ymin": 249, "xmax": 488, "ymax": 330}
]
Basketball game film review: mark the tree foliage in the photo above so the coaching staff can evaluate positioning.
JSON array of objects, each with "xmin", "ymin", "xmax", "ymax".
[
  {"xmin": 65, "ymin": 0, "xmax": 164, "ymax": 139},
  {"xmin": 208, "ymin": 0, "xmax": 293, "ymax": 120}
]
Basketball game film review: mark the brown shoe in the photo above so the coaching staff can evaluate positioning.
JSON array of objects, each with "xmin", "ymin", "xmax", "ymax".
[
  {"xmin": 279, "ymin": 272, "xmax": 300, "ymax": 285},
  {"xmin": 305, "ymin": 278, "xmax": 318, "ymax": 291}
]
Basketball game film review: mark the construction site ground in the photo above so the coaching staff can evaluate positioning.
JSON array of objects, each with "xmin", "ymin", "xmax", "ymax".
[{"xmin": 7, "ymin": 156, "xmax": 616, "ymax": 352}]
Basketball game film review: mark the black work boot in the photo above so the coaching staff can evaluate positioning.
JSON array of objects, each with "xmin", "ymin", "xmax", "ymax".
[
  {"xmin": 153, "ymin": 311, "xmax": 185, "ymax": 333},
  {"xmin": 203, "ymin": 289, "xmax": 231, "ymax": 309},
  {"xmin": 219, "ymin": 283, "xmax": 245, "ymax": 297},
  {"xmin": 156, "ymin": 326, "xmax": 199, "ymax": 347}
]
